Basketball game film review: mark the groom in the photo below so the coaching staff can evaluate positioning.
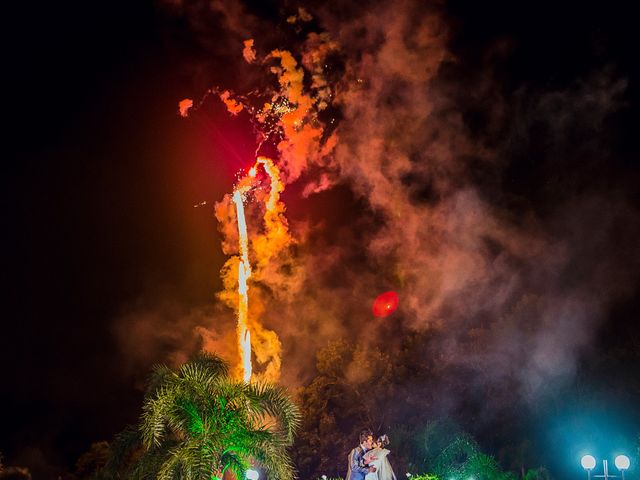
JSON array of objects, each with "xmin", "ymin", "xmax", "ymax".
[{"xmin": 346, "ymin": 429, "xmax": 377, "ymax": 480}]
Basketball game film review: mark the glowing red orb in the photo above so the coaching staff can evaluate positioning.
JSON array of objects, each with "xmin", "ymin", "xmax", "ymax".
[{"xmin": 372, "ymin": 291, "xmax": 399, "ymax": 317}]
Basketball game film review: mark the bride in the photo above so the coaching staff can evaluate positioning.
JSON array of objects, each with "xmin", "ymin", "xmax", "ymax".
[{"xmin": 364, "ymin": 435, "xmax": 396, "ymax": 480}]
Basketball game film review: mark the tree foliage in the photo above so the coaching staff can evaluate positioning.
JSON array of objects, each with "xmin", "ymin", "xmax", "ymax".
[
  {"xmin": 74, "ymin": 441, "xmax": 110, "ymax": 480},
  {"xmin": 293, "ymin": 339, "xmax": 542, "ymax": 479},
  {"xmin": 103, "ymin": 351, "xmax": 301, "ymax": 480}
]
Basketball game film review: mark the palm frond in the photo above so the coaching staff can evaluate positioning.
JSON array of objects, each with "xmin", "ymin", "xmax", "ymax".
[
  {"xmin": 183, "ymin": 352, "xmax": 229, "ymax": 380},
  {"xmin": 180, "ymin": 399, "xmax": 205, "ymax": 435},
  {"xmin": 243, "ymin": 429, "xmax": 297, "ymax": 480},
  {"xmin": 245, "ymin": 382, "xmax": 301, "ymax": 442},
  {"xmin": 221, "ymin": 450, "xmax": 249, "ymax": 480},
  {"xmin": 156, "ymin": 436, "xmax": 216, "ymax": 480},
  {"xmin": 141, "ymin": 384, "xmax": 183, "ymax": 448},
  {"xmin": 145, "ymin": 364, "xmax": 177, "ymax": 398}
]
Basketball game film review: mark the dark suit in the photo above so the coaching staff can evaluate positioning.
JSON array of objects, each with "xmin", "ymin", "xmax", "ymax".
[{"xmin": 346, "ymin": 445, "xmax": 370, "ymax": 480}]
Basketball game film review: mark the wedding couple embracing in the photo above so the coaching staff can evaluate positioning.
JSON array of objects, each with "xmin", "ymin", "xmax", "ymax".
[{"xmin": 346, "ymin": 429, "xmax": 397, "ymax": 480}]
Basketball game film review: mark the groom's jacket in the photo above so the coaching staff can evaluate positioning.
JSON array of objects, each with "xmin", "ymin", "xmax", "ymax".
[{"xmin": 346, "ymin": 446, "xmax": 370, "ymax": 480}]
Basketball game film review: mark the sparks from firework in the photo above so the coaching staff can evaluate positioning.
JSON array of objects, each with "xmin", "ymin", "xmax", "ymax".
[
  {"xmin": 228, "ymin": 156, "xmax": 289, "ymax": 382},
  {"xmin": 232, "ymin": 184, "xmax": 252, "ymax": 382}
]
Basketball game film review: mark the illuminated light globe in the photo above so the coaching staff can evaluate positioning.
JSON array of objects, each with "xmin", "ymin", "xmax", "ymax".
[
  {"xmin": 373, "ymin": 291, "xmax": 399, "ymax": 317},
  {"xmin": 581, "ymin": 455, "xmax": 597, "ymax": 470},
  {"xmin": 615, "ymin": 455, "xmax": 630, "ymax": 471},
  {"xmin": 246, "ymin": 469, "xmax": 259, "ymax": 480}
]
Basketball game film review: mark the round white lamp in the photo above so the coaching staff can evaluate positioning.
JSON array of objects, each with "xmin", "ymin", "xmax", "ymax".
[
  {"xmin": 246, "ymin": 469, "xmax": 259, "ymax": 480},
  {"xmin": 582, "ymin": 455, "xmax": 597, "ymax": 470},
  {"xmin": 615, "ymin": 455, "xmax": 630, "ymax": 471}
]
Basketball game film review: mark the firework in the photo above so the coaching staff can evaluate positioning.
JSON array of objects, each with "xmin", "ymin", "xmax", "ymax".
[
  {"xmin": 223, "ymin": 156, "xmax": 291, "ymax": 382},
  {"xmin": 232, "ymin": 186, "xmax": 253, "ymax": 382},
  {"xmin": 206, "ymin": 38, "xmax": 335, "ymax": 382}
]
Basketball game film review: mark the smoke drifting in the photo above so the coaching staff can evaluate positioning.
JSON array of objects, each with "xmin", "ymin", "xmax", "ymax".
[{"xmin": 115, "ymin": 0, "xmax": 640, "ymax": 410}]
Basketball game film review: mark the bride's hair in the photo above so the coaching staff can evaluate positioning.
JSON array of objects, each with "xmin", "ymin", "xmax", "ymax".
[{"xmin": 377, "ymin": 434, "xmax": 389, "ymax": 447}]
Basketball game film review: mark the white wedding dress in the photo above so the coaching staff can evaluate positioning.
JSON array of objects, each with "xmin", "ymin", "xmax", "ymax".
[{"xmin": 364, "ymin": 447, "xmax": 396, "ymax": 480}]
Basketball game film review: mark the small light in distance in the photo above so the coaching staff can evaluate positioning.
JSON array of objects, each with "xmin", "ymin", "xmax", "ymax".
[
  {"xmin": 246, "ymin": 469, "xmax": 259, "ymax": 480},
  {"xmin": 581, "ymin": 455, "xmax": 596, "ymax": 470},
  {"xmin": 615, "ymin": 455, "xmax": 630, "ymax": 471}
]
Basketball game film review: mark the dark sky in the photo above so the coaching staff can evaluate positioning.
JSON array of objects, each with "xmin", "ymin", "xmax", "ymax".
[
  {"xmin": 3, "ymin": 0, "xmax": 224, "ymax": 472},
  {"xmin": 2, "ymin": 0, "xmax": 640, "ymax": 478}
]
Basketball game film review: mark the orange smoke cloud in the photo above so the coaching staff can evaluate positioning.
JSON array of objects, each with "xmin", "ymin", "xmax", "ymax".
[
  {"xmin": 243, "ymin": 39, "xmax": 257, "ymax": 63},
  {"xmin": 178, "ymin": 98, "xmax": 193, "ymax": 117},
  {"xmin": 267, "ymin": 49, "xmax": 328, "ymax": 183},
  {"xmin": 220, "ymin": 90, "xmax": 244, "ymax": 115}
]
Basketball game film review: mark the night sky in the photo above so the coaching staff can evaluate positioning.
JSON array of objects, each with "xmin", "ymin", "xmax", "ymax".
[{"xmin": 3, "ymin": 0, "xmax": 640, "ymax": 478}]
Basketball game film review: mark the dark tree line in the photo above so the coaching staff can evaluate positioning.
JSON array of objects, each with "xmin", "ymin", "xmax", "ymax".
[{"xmin": 291, "ymin": 330, "xmax": 640, "ymax": 480}]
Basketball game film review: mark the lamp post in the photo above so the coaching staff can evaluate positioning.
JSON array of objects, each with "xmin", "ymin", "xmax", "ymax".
[
  {"xmin": 581, "ymin": 455, "xmax": 631, "ymax": 480},
  {"xmin": 582, "ymin": 455, "xmax": 597, "ymax": 480},
  {"xmin": 615, "ymin": 456, "xmax": 631, "ymax": 480}
]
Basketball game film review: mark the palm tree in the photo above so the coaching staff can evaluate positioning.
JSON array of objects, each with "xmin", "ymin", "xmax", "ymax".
[{"xmin": 105, "ymin": 352, "xmax": 301, "ymax": 480}]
